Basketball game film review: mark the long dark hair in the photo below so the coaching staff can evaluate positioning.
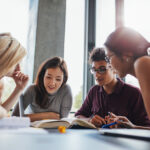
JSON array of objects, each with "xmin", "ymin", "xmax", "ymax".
[
  {"xmin": 105, "ymin": 27, "xmax": 150, "ymax": 59},
  {"xmin": 34, "ymin": 57, "xmax": 68, "ymax": 108}
]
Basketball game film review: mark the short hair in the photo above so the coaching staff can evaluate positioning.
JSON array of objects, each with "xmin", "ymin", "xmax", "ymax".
[
  {"xmin": 89, "ymin": 47, "xmax": 108, "ymax": 64},
  {"xmin": 104, "ymin": 27, "xmax": 150, "ymax": 58},
  {"xmin": 0, "ymin": 33, "xmax": 26, "ymax": 78},
  {"xmin": 34, "ymin": 56, "xmax": 68, "ymax": 108}
]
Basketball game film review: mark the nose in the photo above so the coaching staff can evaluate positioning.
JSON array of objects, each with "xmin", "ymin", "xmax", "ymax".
[
  {"xmin": 49, "ymin": 78, "xmax": 55, "ymax": 86},
  {"xmin": 95, "ymin": 71, "xmax": 101, "ymax": 78}
]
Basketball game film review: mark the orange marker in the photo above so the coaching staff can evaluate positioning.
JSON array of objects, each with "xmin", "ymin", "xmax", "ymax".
[{"xmin": 58, "ymin": 126, "xmax": 66, "ymax": 133}]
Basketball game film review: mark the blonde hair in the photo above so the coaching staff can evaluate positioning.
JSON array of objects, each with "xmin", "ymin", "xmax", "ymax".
[{"xmin": 0, "ymin": 33, "xmax": 26, "ymax": 78}]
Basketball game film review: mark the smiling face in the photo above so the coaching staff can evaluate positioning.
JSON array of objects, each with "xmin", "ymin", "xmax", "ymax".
[
  {"xmin": 43, "ymin": 67, "xmax": 64, "ymax": 94},
  {"xmin": 91, "ymin": 60, "xmax": 115, "ymax": 86}
]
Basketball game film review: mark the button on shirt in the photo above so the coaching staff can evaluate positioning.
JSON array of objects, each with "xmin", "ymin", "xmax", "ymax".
[{"xmin": 75, "ymin": 78, "xmax": 150, "ymax": 126}]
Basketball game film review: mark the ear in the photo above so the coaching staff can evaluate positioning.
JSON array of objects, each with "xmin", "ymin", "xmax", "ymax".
[{"xmin": 122, "ymin": 52, "xmax": 133, "ymax": 62}]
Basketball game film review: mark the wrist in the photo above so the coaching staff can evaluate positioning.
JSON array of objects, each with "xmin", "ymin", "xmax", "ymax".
[{"xmin": 14, "ymin": 86, "xmax": 23, "ymax": 93}]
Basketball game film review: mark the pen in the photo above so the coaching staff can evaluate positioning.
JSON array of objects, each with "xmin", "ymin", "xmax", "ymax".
[{"xmin": 101, "ymin": 122, "xmax": 117, "ymax": 128}]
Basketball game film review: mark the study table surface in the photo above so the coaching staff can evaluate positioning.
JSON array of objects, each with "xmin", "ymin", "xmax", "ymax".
[{"xmin": 0, "ymin": 128, "xmax": 150, "ymax": 150}]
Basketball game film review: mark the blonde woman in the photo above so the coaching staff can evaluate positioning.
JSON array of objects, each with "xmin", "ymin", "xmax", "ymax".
[{"xmin": 0, "ymin": 33, "xmax": 29, "ymax": 117}]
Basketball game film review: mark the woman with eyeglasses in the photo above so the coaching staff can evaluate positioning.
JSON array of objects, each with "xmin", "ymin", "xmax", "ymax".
[
  {"xmin": 75, "ymin": 47, "xmax": 150, "ymax": 128},
  {"xmin": 12, "ymin": 57, "xmax": 73, "ymax": 122},
  {"xmin": 104, "ymin": 27, "xmax": 150, "ymax": 129}
]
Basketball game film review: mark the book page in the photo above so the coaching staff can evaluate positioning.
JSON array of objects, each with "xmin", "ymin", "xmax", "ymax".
[
  {"xmin": 71, "ymin": 118, "xmax": 97, "ymax": 129},
  {"xmin": 31, "ymin": 119, "xmax": 71, "ymax": 128}
]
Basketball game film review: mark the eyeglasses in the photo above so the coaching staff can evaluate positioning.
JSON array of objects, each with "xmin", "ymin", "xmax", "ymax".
[{"xmin": 90, "ymin": 66, "xmax": 109, "ymax": 74}]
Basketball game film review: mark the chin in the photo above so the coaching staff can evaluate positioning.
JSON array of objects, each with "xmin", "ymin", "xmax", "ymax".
[
  {"xmin": 97, "ymin": 82, "xmax": 104, "ymax": 86},
  {"xmin": 47, "ymin": 88, "xmax": 59, "ymax": 94}
]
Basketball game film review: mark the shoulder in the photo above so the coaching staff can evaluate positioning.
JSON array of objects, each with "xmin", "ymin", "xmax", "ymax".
[
  {"xmin": 26, "ymin": 84, "xmax": 36, "ymax": 91},
  {"xmin": 118, "ymin": 77, "xmax": 141, "ymax": 95},
  {"xmin": 123, "ymin": 82, "xmax": 141, "ymax": 93},
  {"xmin": 134, "ymin": 56, "xmax": 150, "ymax": 73},
  {"xmin": 134, "ymin": 56, "xmax": 150, "ymax": 82},
  {"xmin": 24, "ymin": 84, "xmax": 37, "ymax": 94},
  {"xmin": 61, "ymin": 84, "xmax": 72, "ymax": 92},
  {"xmin": 88, "ymin": 85, "xmax": 101, "ymax": 95},
  {"xmin": 89, "ymin": 85, "xmax": 100, "ymax": 91},
  {"xmin": 59, "ymin": 84, "xmax": 72, "ymax": 95}
]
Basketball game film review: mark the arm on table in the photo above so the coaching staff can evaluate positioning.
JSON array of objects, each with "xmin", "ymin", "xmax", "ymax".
[{"xmin": 26, "ymin": 112, "xmax": 60, "ymax": 122}]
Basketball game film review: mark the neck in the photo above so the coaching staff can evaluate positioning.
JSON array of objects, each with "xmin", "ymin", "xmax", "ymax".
[
  {"xmin": 103, "ymin": 78, "xmax": 118, "ymax": 94},
  {"xmin": 127, "ymin": 58, "xmax": 136, "ymax": 77}
]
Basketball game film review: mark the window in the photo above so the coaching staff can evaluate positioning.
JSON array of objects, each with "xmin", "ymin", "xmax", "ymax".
[
  {"xmin": 0, "ymin": 0, "xmax": 29, "ymax": 105},
  {"xmin": 96, "ymin": 0, "xmax": 115, "ymax": 47},
  {"xmin": 64, "ymin": 0, "xmax": 85, "ymax": 112}
]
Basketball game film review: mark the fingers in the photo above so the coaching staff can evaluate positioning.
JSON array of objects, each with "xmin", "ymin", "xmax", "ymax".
[
  {"xmin": 13, "ymin": 71, "xmax": 29, "ymax": 81},
  {"xmin": 109, "ymin": 112, "xmax": 117, "ymax": 118},
  {"xmin": 91, "ymin": 115, "xmax": 106, "ymax": 127}
]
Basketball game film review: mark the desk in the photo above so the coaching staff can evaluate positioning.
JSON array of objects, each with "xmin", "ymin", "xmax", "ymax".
[{"xmin": 0, "ymin": 129, "xmax": 150, "ymax": 150}]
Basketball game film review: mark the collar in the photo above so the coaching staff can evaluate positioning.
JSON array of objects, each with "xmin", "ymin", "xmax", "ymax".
[{"xmin": 99, "ymin": 78, "xmax": 124, "ymax": 94}]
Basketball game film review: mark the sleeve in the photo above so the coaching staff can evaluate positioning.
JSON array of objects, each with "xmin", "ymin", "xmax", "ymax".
[
  {"xmin": 11, "ymin": 85, "xmax": 36, "ymax": 116},
  {"xmin": 60, "ymin": 85, "xmax": 73, "ymax": 118},
  {"xmin": 128, "ymin": 89, "xmax": 150, "ymax": 127},
  {"xmin": 75, "ymin": 87, "xmax": 93, "ymax": 117}
]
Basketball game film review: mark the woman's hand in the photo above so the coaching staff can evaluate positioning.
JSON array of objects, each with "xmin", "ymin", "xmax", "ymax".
[
  {"xmin": 106, "ymin": 112, "xmax": 136, "ymax": 129},
  {"xmin": 12, "ymin": 64, "xmax": 29, "ymax": 91}
]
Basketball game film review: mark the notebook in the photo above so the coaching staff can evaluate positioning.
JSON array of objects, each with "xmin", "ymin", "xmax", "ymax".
[
  {"xmin": 0, "ymin": 117, "xmax": 30, "ymax": 128},
  {"xmin": 99, "ymin": 129, "xmax": 150, "ymax": 141}
]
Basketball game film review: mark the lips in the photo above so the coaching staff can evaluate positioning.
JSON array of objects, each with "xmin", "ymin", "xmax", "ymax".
[{"xmin": 48, "ymin": 86, "xmax": 55, "ymax": 90}]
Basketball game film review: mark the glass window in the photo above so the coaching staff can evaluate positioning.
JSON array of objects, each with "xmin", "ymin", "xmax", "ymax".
[
  {"xmin": 124, "ymin": 0, "xmax": 150, "ymax": 88},
  {"xmin": 64, "ymin": 0, "xmax": 85, "ymax": 112},
  {"xmin": 0, "ymin": 0, "xmax": 29, "ymax": 104},
  {"xmin": 96, "ymin": 0, "xmax": 115, "ymax": 47}
]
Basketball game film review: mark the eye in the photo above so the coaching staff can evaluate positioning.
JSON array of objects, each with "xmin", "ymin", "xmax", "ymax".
[
  {"xmin": 46, "ymin": 76, "xmax": 51, "ymax": 79},
  {"xmin": 99, "ymin": 67, "xmax": 106, "ymax": 71},
  {"xmin": 56, "ymin": 78, "xmax": 61, "ymax": 82}
]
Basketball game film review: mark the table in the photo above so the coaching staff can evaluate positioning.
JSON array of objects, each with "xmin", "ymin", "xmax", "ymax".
[{"xmin": 0, "ymin": 128, "xmax": 150, "ymax": 150}]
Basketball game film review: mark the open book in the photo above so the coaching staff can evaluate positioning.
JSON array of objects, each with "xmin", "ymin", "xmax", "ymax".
[{"xmin": 31, "ymin": 118, "xmax": 97, "ymax": 129}]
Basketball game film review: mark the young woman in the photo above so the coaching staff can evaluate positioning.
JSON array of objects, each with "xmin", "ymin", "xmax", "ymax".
[
  {"xmin": 12, "ymin": 57, "xmax": 73, "ymax": 121},
  {"xmin": 104, "ymin": 27, "xmax": 150, "ymax": 129},
  {"xmin": 0, "ymin": 33, "xmax": 29, "ymax": 117}
]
